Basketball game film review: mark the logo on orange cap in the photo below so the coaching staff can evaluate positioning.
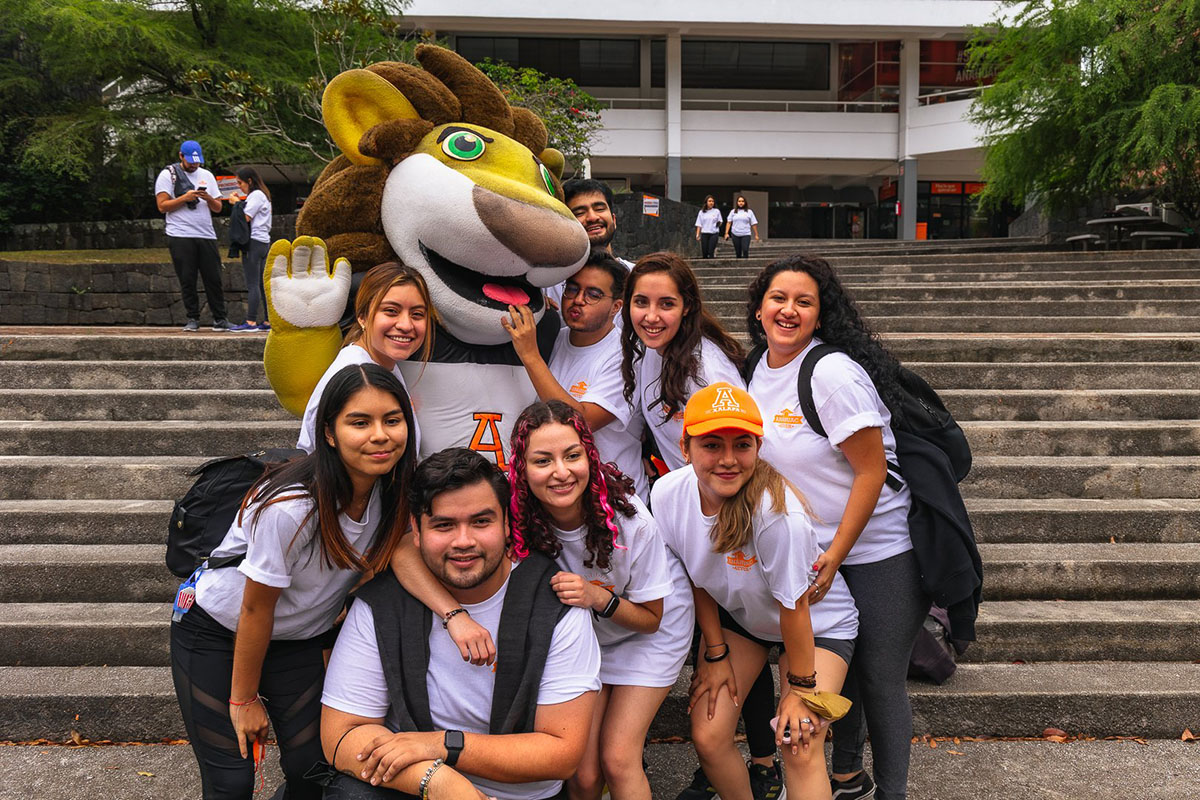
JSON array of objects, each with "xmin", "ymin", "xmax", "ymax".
[{"xmin": 683, "ymin": 382, "xmax": 764, "ymax": 437}]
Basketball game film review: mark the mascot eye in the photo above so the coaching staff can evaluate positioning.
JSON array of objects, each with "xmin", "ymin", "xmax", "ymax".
[
  {"xmin": 442, "ymin": 131, "xmax": 486, "ymax": 161},
  {"xmin": 539, "ymin": 163, "xmax": 556, "ymax": 195}
]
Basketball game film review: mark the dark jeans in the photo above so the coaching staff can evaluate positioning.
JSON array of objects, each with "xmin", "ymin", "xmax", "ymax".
[
  {"xmin": 169, "ymin": 236, "xmax": 227, "ymax": 321},
  {"xmin": 699, "ymin": 232, "xmax": 719, "ymax": 258},
  {"xmin": 171, "ymin": 604, "xmax": 326, "ymax": 800},
  {"xmin": 731, "ymin": 235, "xmax": 751, "ymax": 258},
  {"xmin": 831, "ymin": 550, "xmax": 931, "ymax": 800},
  {"xmin": 241, "ymin": 239, "xmax": 270, "ymax": 323}
]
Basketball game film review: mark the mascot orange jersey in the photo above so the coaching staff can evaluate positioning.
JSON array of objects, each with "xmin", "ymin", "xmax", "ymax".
[{"xmin": 263, "ymin": 45, "xmax": 589, "ymax": 468}]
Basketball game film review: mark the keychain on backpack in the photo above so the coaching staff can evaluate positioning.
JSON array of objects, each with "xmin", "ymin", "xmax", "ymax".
[{"xmin": 172, "ymin": 566, "xmax": 204, "ymax": 622}]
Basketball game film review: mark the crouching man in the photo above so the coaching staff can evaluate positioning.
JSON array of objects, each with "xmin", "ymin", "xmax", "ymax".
[{"xmin": 319, "ymin": 448, "xmax": 601, "ymax": 799}]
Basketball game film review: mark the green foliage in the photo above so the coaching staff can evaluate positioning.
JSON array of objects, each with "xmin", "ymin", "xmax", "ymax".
[
  {"xmin": 968, "ymin": 0, "xmax": 1200, "ymax": 223},
  {"xmin": 0, "ymin": 0, "xmax": 418, "ymax": 227},
  {"xmin": 475, "ymin": 60, "xmax": 605, "ymax": 175}
]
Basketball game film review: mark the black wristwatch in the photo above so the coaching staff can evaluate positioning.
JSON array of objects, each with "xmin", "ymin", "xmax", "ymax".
[
  {"xmin": 444, "ymin": 729, "xmax": 464, "ymax": 767},
  {"xmin": 596, "ymin": 590, "xmax": 621, "ymax": 619}
]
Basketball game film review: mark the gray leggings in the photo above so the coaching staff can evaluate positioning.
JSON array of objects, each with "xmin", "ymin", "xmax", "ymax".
[
  {"xmin": 241, "ymin": 239, "xmax": 270, "ymax": 323},
  {"xmin": 831, "ymin": 549, "xmax": 929, "ymax": 800}
]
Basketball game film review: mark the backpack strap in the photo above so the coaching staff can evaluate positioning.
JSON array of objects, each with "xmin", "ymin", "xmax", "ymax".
[
  {"xmin": 741, "ymin": 342, "xmax": 767, "ymax": 385},
  {"xmin": 797, "ymin": 344, "xmax": 904, "ymax": 493}
]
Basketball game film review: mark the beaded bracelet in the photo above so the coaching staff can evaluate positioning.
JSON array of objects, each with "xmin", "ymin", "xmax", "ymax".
[
  {"xmin": 419, "ymin": 758, "xmax": 445, "ymax": 800},
  {"xmin": 442, "ymin": 608, "xmax": 469, "ymax": 629},
  {"xmin": 786, "ymin": 670, "xmax": 817, "ymax": 689}
]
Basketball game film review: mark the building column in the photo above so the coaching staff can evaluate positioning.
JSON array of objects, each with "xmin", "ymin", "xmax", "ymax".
[
  {"xmin": 897, "ymin": 37, "xmax": 920, "ymax": 240},
  {"xmin": 639, "ymin": 37, "xmax": 652, "ymax": 99},
  {"xmin": 665, "ymin": 32, "xmax": 682, "ymax": 201}
]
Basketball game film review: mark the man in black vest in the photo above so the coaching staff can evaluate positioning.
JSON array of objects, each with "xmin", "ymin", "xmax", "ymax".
[{"xmin": 320, "ymin": 448, "xmax": 601, "ymax": 799}]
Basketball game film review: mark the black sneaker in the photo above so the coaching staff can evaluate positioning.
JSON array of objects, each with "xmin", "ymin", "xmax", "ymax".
[
  {"xmin": 831, "ymin": 771, "xmax": 875, "ymax": 800},
  {"xmin": 748, "ymin": 759, "xmax": 784, "ymax": 800},
  {"xmin": 182, "ymin": 319, "xmax": 199, "ymax": 332},
  {"xmin": 675, "ymin": 766, "xmax": 718, "ymax": 800},
  {"xmin": 211, "ymin": 319, "xmax": 231, "ymax": 331}
]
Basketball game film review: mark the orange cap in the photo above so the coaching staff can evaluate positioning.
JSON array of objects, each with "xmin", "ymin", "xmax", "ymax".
[{"xmin": 683, "ymin": 382, "xmax": 764, "ymax": 437}]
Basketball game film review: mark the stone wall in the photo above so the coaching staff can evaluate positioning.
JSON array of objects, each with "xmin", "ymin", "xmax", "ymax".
[
  {"xmin": 0, "ymin": 215, "xmax": 297, "ymax": 252},
  {"xmin": 610, "ymin": 195, "xmax": 701, "ymax": 260}
]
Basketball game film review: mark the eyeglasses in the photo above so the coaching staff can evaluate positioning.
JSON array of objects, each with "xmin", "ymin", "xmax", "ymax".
[{"xmin": 562, "ymin": 284, "xmax": 614, "ymax": 305}]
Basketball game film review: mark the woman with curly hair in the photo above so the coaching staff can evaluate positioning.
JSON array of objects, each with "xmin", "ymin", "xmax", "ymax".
[
  {"xmin": 507, "ymin": 400, "xmax": 692, "ymax": 800},
  {"xmin": 620, "ymin": 251, "xmax": 745, "ymax": 471},
  {"xmin": 744, "ymin": 254, "xmax": 926, "ymax": 800}
]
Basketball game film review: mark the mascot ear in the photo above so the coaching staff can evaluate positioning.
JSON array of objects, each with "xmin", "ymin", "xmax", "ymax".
[
  {"xmin": 540, "ymin": 148, "xmax": 567, "ymax": 180},
  {"xmin": 323, "ymin": 69, "xmax": 421, "ymax": 165}
]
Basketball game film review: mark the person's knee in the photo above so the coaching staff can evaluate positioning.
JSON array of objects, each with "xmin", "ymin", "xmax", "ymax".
[
  {"xmin": 599, "ymin": 740, "xmax": 644, "ymax": 787},
  {"xmin": 690, "ymin": 718, "xmax": 731, "ymax": 760},
  {"xmin": 201, "ymin": 762, "xmax": 256, "ymax": 799},
  {"xmin": 780, "ymin": 732, "xmax": 828, "ymax": 773}
]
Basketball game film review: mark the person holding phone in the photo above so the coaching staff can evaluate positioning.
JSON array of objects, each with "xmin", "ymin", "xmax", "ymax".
[{"xmin": 155, "ymin": 139, "xmax": 229, "ymax": 332}]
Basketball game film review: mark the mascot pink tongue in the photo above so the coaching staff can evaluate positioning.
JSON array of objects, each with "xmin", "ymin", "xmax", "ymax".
[{"xmin": 483, "ymin": 283, "xmax": 530, "ymax": 306}]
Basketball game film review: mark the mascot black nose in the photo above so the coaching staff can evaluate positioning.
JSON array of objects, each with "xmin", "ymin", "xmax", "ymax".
[{"xmin": 472, "ymin": 185, "xmax": 589, "ymax": 269}]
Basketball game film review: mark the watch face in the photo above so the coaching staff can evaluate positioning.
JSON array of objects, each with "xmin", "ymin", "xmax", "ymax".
[{"xmin": 446, "ymin": 729, "xmax": 464, "ymax": 749}]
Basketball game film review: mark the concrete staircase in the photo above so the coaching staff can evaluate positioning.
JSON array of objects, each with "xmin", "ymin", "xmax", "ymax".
[{"xmin": 2, "ymin": 246, "xmax": 1200, "ymax": 744}]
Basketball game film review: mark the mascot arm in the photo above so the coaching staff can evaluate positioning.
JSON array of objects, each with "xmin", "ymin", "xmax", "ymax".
[{"xmin": 263, "ymin": 236, "xmax": 352, "ymax": 418}]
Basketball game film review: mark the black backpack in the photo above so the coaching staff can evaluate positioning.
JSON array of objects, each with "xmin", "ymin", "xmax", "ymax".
[
  {"xmin": 166, "ymin": 448, "xmax": 304, "ymax": 578},
  {"xmin": 743, "ymin": 343, "xmax": 983, "ymax": 641}
]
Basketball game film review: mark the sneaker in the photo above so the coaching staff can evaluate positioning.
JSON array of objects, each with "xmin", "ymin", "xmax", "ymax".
[
  {"xmin": 748, "ymin": 759, "xmax": 784, "ymax": 800},
  {"xmin": 182, "ymin": 319, "xmax": 200, "ymax": 332},
  {"xmin": 228, "ymin": 322, "xmax": 258, "ymax": 332},
  {"xmin": 211, "ymin": 319, "xmax": 231, "ymax": 331},
  {"xmin": 256, "ymin": 321, "xmax": 271, "ymax": 332},
  {"xmin": 675, "ymin": 767, "xmax": 718, "ymax": 800},
  {"xmin": 831, "ymin": 771, "xmax": 875, "ymax": 800}
]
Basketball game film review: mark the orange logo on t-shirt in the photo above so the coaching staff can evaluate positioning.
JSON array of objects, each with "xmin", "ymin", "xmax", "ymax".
[
  {"xmin": 569, "ymin": 380, "xmax": 588, "ymax": 399},
  {"xmin": 661, "ymin": 403, "xmax": 685, "ymax": 421},
  {"xmin": 773, "ymin": 408, "xmax": 804, "ymax": 428},
  {"xmin": 726, "ymin": 550, "xmax": 757, "ymax": 571}
]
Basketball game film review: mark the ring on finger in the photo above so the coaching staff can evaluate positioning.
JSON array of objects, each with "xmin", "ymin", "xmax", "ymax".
[{"xmin": 801, "ymin": 717, "xmax": 814, "ymax": 727}]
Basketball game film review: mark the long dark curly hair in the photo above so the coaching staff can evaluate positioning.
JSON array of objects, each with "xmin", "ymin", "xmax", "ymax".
[
  {"xmin": 620, "ymin": 251, "xmax": 745, "ymax": 421},
  {"xmin": 507, "ymin": 400, "xmax": 637, "ymax": 572},
  {"xmin": 745, "ymin": 254, "xmax": 905, "ymax": 421}
]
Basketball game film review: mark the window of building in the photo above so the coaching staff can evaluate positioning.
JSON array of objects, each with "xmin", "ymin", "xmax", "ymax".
[
  {"xmin": 455, "ymin": 37, "xmax": 640, "ymax": 87},
  {"xmin": 651, "ymin": 40, "xmax": 830, "ymax": 90}
]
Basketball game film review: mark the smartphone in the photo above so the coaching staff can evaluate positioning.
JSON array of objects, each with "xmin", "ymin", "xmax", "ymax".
[{"xmin": 769, "ymin": 715, "xmax": 791, "ymax": 744}]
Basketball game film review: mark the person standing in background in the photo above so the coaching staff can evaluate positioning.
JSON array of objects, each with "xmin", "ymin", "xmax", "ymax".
[
  {"xmin": 229, "ymin": 167, "xmax": 273, "ymax": 332},
  {"xmin": 694, "ymin": 196, "xmax": 723, "ymax": 259},
  {"xmin": 724, "ymin": 196, "xmax": 760, "ymax": 259},
  {"xmin": 155, "ymin": 140, "xmax": 229, "ymax": 332}
]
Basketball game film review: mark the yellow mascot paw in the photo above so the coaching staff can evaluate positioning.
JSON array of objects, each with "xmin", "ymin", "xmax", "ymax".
[{"xmin": 263, "ymin": 236, "xmax": 352, "ymax": 417}]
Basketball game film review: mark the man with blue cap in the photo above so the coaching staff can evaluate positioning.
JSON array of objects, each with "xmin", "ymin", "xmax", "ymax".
[{"xmin": 155, "ymin": 139, "xmax": 229, "ymax": 331}]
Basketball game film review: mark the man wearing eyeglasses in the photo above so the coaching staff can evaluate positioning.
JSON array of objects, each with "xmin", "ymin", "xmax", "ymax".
[{"xmin": 503, "ymin": 249, "xmax": 648, "ymax": 500}]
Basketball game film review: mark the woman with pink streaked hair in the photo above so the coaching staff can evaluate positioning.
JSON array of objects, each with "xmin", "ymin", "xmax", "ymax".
[{"xmin": 507, "ymin": 400, "xmax": 693, "ymax": 800}]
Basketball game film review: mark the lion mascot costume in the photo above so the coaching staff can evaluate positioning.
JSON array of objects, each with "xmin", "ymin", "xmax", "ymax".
[{"xmin": 262, "ymin": 44, "xmax": 589, "ymax": 468}]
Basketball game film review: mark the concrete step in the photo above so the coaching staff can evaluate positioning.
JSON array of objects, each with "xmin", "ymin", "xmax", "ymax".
[
  {"xmin": 0, "ymin": 360, "xmax": 268, "ymax": 390},
  {"xmin": 880, "ymin": 334, "xmax": 1200, "ymax": 364},
  {"xmin": 701, "ymin": 267, "xmax": 1200, "ymax": 286},
  {"xmin": 961, "ymin": 420, "xmax": 1200, "ymax": 457},
  {"xmin": 0, "ymin": 332, "xmax": 265, "ymax": 361},
  {"xmin": 976, "ymin": 543, "xmax": 1200, "ymax": 600},
  {"xmin": 0, "ymin": 500, "xmax": 170, "ymax": 545},
  {"xmin": 964, "ymin": 600, "xmax": 1200, "ymax": 662},
  {"xmin": 727, "ymin": 314, "xmax": 1200, "ymax": 334},
  {"xmin": 0, "ymin": 456, "xmax": 199, "ymax": 500},
  {"xmin": 695, "ymin": 250, "xmax": 1200, "ymax": 270},
  {"xmin": 961, "ymin": 456, "xmax": 1200, "ymax": 499},
  {"xmin": 968, "ymin": 498, "xmax": 1200, "ymax": 544},
  {"xmin": 0, "ymin": 420, "xmax": 298, "ymax": 456},
  {"xmin": 912, "ymin": 361, "xmax": 1200, "ymax": 390},
  {"xmin": 944, "ymin": 389, "xmax": 1200, "ymax": 421},
  {"xmin": 0, "ymin": 389, "xmax": 292, "ymax": 421},
  {"xmin": 4, "ymin": 660, "xmax": 1198, "ymax": 741},
  {"xmin": 860, "ymin": 299, "xmax": 1200, "ymax": 317},
  {"xmin": 0, "ymin": 603, "xmax": 170, "ymax": 666},
  {"xmin": 0, "ymin": 545, "xmax": 174, "ymax": 602},
  {"xmin": 702, "ymin": 281, "xmax": 1200, "ymax": 303}
]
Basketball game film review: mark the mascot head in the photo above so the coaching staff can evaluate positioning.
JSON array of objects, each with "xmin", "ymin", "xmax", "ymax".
[{"xmin": 296, "ymin": 45, "xmax": 590, "ymax": 345}]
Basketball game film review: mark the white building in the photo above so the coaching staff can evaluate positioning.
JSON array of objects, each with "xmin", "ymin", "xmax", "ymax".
[{"xmin": 404, "ymin": 0, "xmax": 1011, "ymax": 240}]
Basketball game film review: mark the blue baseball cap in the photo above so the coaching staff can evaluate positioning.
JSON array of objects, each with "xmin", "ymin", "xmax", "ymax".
[{"xmin": 180, "ymin": 140, "xmax": 205, "ymax": 164}]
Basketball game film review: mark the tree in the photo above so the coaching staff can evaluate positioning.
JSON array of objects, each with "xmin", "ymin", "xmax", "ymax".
[
  {"xmin": 475, "ymin": 59, "xmax": 605, "ymax": 175},
  {"xmin": 967, "ymin": 0, "xmax": 1200, "ymax": 223}
]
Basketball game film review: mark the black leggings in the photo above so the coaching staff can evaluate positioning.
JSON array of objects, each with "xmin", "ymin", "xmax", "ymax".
[
  {"xmin": 170, "ymin": 604, "xmax": 327, "ymax": 800},
  {"xmin": 731, "ymin": 235, "xmax": 751, "ymax": 258},
  {"xmin": 700, "ymin": 232, "xmax": 720, "ymax": 258}
]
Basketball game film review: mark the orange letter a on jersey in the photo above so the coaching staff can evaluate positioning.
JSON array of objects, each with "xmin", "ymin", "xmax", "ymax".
[{"xmin": 469, "ymin": 412, "xmax": 508, "ymax": 470}]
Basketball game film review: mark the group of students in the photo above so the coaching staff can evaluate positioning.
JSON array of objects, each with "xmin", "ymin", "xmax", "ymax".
[
  {"xmin": 694, "ymin": 195, "xmax": 761, "ymax": 259},
  {"xmin": 170, "ymin": 192, "xmax": 927, "ymax": 800}
]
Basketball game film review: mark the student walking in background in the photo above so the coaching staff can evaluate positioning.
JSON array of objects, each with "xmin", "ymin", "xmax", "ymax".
[
  {"xmin": 229, "ymin": 167, "xmax": 273, "ymax": 332},
  {"xmin": 695, "ymin": 196, "xmax": 723, "ymax": 259},
  {"xmin": 724, "ymin": 196, "xmax": 760, "ymax": 259}
]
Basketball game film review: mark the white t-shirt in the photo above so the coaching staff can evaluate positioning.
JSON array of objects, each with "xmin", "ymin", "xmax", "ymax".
[
  {"xmin": 297, "ymin": 344, "xmax": 420, "ymax": 456},
  {"xmin": 695, "ymin": 208, "xmax": 723, "ymax": 234},
  {"xmin": 548, "ymin": 326, "xmax": 647, "ymax": 499},
  {"xmin": 243, "ymin": 189, "xmax": 273, "ymax": 243},
  {"xmin": 545, "ymin": 256, "xmax": 634, "ymax": 312},
  {"xmin": 727, "ymin": 209, "xmax": 758, "ymax": 237},
  {"xmin": 636, "ymin": 337, "xmax": 746, "ymax": 472},
  {"xmin": 323, "ymin": 570, "xmax": 601, "ymax": 800},
  {"xmin": 155, "ymin": 166, "xmax": 221, "ymax": 239},
  {"xmin": 195, "ymin": 486, "xmax": 381, "ymax": 639},
  {"xmin": 750, "ymin": 338, "xmax": 913, "ymax": 566},
  {"xmin": 650, "ymin": 466, "xmax": 858, "ymax": 642},
  {"xmin": 551, "ymin": 494, "xmax": 692, "ymax": 687}
]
